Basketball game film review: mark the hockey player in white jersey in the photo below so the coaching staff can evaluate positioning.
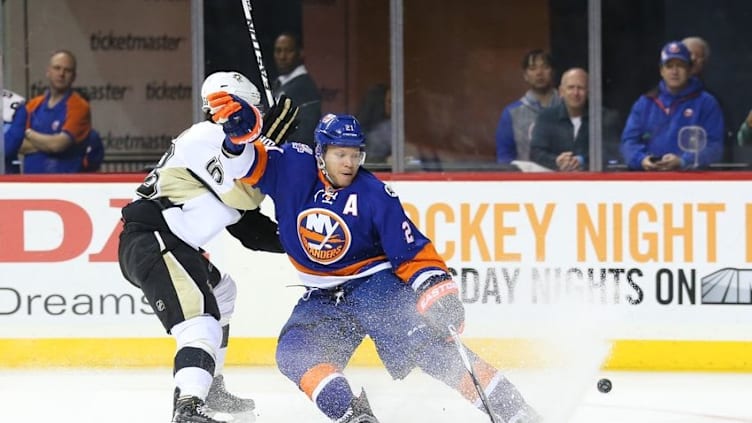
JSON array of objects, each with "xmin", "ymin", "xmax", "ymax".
[{"xmin": 118, "ymin": 71, "xmax": 299, "ymax": 423}]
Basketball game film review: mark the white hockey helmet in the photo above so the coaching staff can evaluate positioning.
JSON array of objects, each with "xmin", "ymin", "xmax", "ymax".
[{"xmin": 200, "ymin": 71, "xmax": 262, "ymax": 114}]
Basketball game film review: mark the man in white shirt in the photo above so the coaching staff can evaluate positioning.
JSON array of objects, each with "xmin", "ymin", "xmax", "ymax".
[{"xmin": 272, "ymin": 32, "xmax": 322, "ymax": 147}]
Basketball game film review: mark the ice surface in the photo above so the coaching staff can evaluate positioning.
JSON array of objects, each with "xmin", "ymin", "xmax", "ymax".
[{"xmin": 2, "ymin": 367, "xmax": 751, "ymax": 422}]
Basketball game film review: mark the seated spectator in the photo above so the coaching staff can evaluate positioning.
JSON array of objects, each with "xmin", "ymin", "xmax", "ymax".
[
  {"xmin": 3, "ymin": 88, "xmax": 27, "ymax": 173},
  {"xmin": 357, "ymin": 83, "xmax": 392, "ymax": 163},
  {"xmin": 20, "ymin": 49, "xmax": 91, "ymax": 173},
  {"xmin": 495, "ymin": 49, "xmax": 561, "ymax": 164},
  {"xmin": 272, "ymin": 32, "xmax": 322, "ymax": 146},
  {"xmin": 682, "ymin": 36, "xmax": 709, "ymax": 78},
  {"xmin": 683, "ymin": 36, "xmax": 734, "ymax": 162},
  {"xmin": 530, "ymin": 68, "xmax": 589, "ymax": 171},
  {"xmin": 620, "ymin": 41, "xmax": 723, "ymax": 170},
  {"xmin": 738, "ymin": 110, "xmax": 752, "ymax": 146}
]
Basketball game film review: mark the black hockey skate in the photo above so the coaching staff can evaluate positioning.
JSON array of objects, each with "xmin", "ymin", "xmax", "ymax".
[
  {"xmin": 334, "ymin": 389, "xmax": 380, "ymax": 423},
  {"xmin": 206, "ymin": 375, "xmax": 255, "ymax": 414},
  {"xmin": 172, "ymin": 396, "xmax": 232, "ymax": 423}
]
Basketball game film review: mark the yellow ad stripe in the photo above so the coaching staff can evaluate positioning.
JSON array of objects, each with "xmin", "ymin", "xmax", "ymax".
[{"xmin": 2, "ymin": 338, "xmax": 751, "ymax": 370}]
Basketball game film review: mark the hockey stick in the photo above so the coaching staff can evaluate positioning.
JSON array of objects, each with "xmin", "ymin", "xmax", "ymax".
[
  {"xmin": 448, "ymin": 325, "xmax": 499, "ymax": 423},
  {"xmin": 239, "ymin": 0, "xmax": 275, "ymax": 109}
]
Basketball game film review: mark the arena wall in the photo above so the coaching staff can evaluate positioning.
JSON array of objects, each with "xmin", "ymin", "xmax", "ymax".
[{"xmin": 2, "ymin": 173, "xmax": 751, "ymax": 370}]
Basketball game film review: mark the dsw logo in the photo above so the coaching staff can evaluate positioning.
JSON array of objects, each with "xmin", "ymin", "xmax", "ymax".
[{"xmin": 0, "ymin": 199, "xmax": 129, "ymax": 263}]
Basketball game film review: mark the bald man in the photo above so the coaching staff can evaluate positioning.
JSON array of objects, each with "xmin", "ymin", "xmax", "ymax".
[
  {"xmin": 21, "ymin": 50, "xmax": 92, "ymax": 173},
  {"xmin": 530, "ymin": 68, "xmax": 590, "ymax": 171},
  {"xmin": 682, "ymin": 36, "xmax": 710, "ymax": 77},
  {"xmin": 682, "ymin": 36, "xmax": 738, "ymax": 163}
]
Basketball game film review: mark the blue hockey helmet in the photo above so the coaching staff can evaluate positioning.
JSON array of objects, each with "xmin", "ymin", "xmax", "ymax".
[
  {"xmin": 314, "ymin": 114, "xmax": 366, "ymax": 183},
  {"xmin": 314, "ymin": 114, "xmax": 365, "ymax": 153}
]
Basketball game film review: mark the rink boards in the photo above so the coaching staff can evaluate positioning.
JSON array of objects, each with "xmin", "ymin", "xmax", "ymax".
[{"xmin": 2, "ymin": 173, "xmax": 752, "ymax": 370}]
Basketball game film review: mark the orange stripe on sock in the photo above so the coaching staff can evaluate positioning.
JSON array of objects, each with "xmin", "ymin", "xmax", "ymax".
[
  {"xmin": 300, "ymin": 363, "xmax": 339, "ymax": 399},
  {"xmin": 458, "ymin": 358, "xmax": 497, "ymax": 402}
]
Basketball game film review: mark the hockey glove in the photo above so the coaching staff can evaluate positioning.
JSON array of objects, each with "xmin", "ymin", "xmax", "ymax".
[
  {"xmin": 207, "ymin": 92, "xmax": 262, "ymax": 144},
  {"xmin": 416, "ymin": 275, "xmax": 465, "ymax": 336},
  {"xmin": 226, "ymin": 208, "xmax": 284, "ymax": 253},
  {"xmin": 261, "ymin": 95, "xmax": 300, "ymax": 145}
]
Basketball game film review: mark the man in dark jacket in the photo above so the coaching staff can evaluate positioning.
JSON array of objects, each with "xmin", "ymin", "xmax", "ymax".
[
  {"xmin": 272, "ymin": 32, "xmax": 322, "ymax": 147},
  {"xmin": 530, "ymin": 68, "xmax": 590, "ymax": 171}
]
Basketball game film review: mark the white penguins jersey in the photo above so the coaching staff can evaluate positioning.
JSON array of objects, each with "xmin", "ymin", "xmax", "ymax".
[{"xmin": 135, "ymin": 120, "xmax": 264, "ymax": 249}]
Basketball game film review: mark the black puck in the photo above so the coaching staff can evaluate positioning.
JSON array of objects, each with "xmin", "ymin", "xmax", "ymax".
[{"xmin": 597, "ymin": 378, "xmax": 612, "ymax": 393}]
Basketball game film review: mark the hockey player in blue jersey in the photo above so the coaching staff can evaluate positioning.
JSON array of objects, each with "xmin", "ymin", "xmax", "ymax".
[{"xmin": 227, "ymin": 111, "xmax": 541, "ymax": 422}]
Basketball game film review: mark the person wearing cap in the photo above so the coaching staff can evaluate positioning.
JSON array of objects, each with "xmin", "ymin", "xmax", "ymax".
[{"xmin": 620, "ymin": 41, "xmax": 724, "ymax": 170}]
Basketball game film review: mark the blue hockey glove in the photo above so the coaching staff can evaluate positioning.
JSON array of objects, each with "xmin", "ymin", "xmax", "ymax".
[
  {"xmin": 416, "ymin": 275, "xmax": 465, "ymax": 336},
  {"xmin": 207, "ymin": 92, "xmax": 262, "ymax": 144}
]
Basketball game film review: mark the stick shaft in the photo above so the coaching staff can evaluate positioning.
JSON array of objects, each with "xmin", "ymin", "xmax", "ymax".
[
  {"xmin": 448, "ymin": 326, "xmax": 499, "ymax": 423},
  {"xmin": 240, "ymin": 0, "xmax": 275, "ymax": 108}
]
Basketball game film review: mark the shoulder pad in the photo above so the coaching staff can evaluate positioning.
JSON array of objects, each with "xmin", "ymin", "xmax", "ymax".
[
  {"xmin": 289, "ymin": 142, "xmax": 314, "ymax": 155},
  {"xmin": 383, "ymin": 183, "xmax": 398, "ymax": 198}
]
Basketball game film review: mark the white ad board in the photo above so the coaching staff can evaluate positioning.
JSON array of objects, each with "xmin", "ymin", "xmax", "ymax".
[{"xmin": 1, "ymin": 175, "xmax": 750, "ymax": 368}]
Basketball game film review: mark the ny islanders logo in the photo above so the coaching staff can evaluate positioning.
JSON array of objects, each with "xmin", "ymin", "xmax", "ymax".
[{"xmin": 297, "ymin": 208, "xmax": 351, "ymax": 264}]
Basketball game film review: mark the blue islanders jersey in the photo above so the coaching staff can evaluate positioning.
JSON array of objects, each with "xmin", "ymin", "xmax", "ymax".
[
  {"xmin": 24, "ymin": 89, "xmax": 91, "ymax": 173},
  {"xmin": 3, "ymin": 89, "xmax": 26, "ymax": 173},
  {"xmin": 242, "ymin": 142, "xmax": 448, "ymax": 289}
]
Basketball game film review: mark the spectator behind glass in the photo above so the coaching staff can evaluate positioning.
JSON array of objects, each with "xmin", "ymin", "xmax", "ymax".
[
  {"xmin": 620, "ymin": 41, "xmax": 723, "ymax": 170},
  {"xmin": 3, "ymin": 89, "xmax": 27, "ymax": 173},
  {"xmin": 683, "ymin": 36, "xmax": 734, "ymax": 162},
  {"xmin": 495, "ymin": 49, "xmax": 561, "ymax": 164},
  {"xmin": 738, "ymin": 110, "xmax": 752, "ymax": 146},
  {"xmin": 21, "ymin": 49, "xmax": 91, "ymax": 173},
  {"xmin": 357, "ymin": 83, "xmax": 392, "ymax": 164},
  {"xmin": 272, "ymin": 32, "xmax": 322, "ymax": 147},
  {"xmin": 530, "ymin": 68, "xmax": 589, "ymax": 171},
  {"xmin": 682, "ymin": 36, "xmax": 709, "ymax": 77}
]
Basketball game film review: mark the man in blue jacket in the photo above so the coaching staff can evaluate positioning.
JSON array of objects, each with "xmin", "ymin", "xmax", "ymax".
[
  {"xmin": 3, "ymin": 89, "xmax": 26, "ymax": 173},
  {"xmin": 620, "ymin": 41, "xmax": 724, "ymax": 170},
  {"xmin": 495, "ymin": 49, "xmax": 561, "ymax": 164}
]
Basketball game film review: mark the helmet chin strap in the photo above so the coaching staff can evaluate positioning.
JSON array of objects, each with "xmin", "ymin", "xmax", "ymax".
[
  {"xmin": 316, "ymin": 146, "xmax": 365, "ymax": 189},
  {"xmin": 317, "ymin": 156, "xmax": 338, "ymax": 187}
]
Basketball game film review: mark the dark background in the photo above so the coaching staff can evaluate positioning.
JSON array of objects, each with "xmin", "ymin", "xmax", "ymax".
[
  {"xmin": 205, "ymin": 0, "xmax": 752, "ymax": 164},
  {"xmin": 551, "ymin": 0, "xmax": 752, "ymax": 162},
  {"xmin": 204, "ymin": 0, "xmax": 301, "ymax": 108}
]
